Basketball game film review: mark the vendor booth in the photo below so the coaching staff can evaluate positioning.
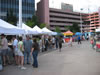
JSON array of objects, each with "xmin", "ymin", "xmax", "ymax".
[
  {"xmin": 21, "ymin": 23, "xmax": 38, "ymax": 35},
  {"xmin": 63, "ymin": 30, "xmax": 73, "ymax": 42},
  {"xmin": 32, "ymin": 25, "xmax": 42, "ymax": 35},
  {"xmin": 42, "ymin": 27, "xmax": 53, "ymax": 35},
  {"xmin": 0, "ymin": 19, "xmax": 25, "ymax": 35},
  {"xmin": 75, "ymin": 32, "xmax": 82, "ymax": 36}
]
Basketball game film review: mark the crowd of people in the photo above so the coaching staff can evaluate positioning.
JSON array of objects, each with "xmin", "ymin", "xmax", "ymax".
[
  {"xmin": 0, "ymin": 33, "xmax": 91, "ymax": 71},
  {"xmin": 67, "ymin": 34, "xmax": 90, "ymax": 47},
  {"xmin": 0, "ymin": 34, "xmax": 63, "ymax": 70}
]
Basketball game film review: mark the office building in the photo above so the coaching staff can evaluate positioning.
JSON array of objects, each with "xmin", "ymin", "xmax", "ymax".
[
  {"xmin": 84, "ymin": 9, "xmax": 100, "ymax": 32},
  {"xmin": 0, "ymin": 0, "xmax": 35, "ymax": 22},
  {"xmin": 37, "ymin": 0, "xmax": 88, "ymax": 32},
  {"xmin": 61, "ymin": 3, "xmax": 73, "ymax": 12}
]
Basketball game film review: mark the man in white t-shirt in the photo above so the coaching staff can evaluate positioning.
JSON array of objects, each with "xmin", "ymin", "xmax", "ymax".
[
  {"xmin": 12, "ymin": 36, "xmax": 18, "ymax": 65},
  {"xmin": 52, "ymin": 37, "xmax": 55, "ymax": 48}
]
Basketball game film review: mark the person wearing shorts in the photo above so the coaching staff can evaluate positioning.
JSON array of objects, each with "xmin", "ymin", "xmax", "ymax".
[
  {"xmin": 18, "ymin": 37, "xmax": 26, "ymax": 70},
  {"xmin": 12, "ymin": 36, "xmax": 19, "ymax": 65}
]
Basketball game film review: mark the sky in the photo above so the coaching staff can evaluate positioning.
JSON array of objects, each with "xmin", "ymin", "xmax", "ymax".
[{"xmin": 35, "ymin": 0, "xmax": 100, "ymax": 13}]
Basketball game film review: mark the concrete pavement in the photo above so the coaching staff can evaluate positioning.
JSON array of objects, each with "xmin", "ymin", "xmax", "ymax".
[{"xmin": 1, "ymin": 41, "xmax": 100, "ymax": 75}]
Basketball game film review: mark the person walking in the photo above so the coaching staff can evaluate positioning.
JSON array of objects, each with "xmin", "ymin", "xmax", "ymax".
[
  {"xmin": 55, "ymin": 36, "xmax": 58, "ymax": 49},
  {"xmin": 77, "ymin": 36, "xmax": 81, "ymax": 44},
  {"xmin": 31, "ymin": 39, "xmax": 39, "ymax": 68},
  {"xmin": 45, "ymin": 37, "xmax": 48, "ymax": 51},
  {"xmin": 52, "ymin": 37, "xmax": 55, "ymax": 49},
  {"xmin": 23, "ymin": 36, "xmax": 32, "ymax": 64},
  {"xmin": 58, "ymin": 37, "xmax": 63, "ymax": 52},
  {"xmin": 69, "ymin": 36, "xmax": 73, "ymax": 47}
]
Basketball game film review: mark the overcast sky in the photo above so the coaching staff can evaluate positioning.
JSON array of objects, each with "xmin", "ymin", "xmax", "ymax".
[{"xmin": 35, "ymin": 0, "xmax": 100, "ymax": 13}]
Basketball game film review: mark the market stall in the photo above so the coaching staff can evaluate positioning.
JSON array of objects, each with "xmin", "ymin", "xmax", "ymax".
[
  {"xmin": 22, "ymin": 23, "xmax": 38, "ymax": 35},
  {"xmin": 41, "ymin": 27, "xmax": 53, "ymax": 35},
  {"xmin": 0, "ymin": 19, "xmax": 25, "ymax": 35},
  {"xmin": 75, "ymin": 32, "xmax": 82, "ymax": 36},
  {"xmin": 63, "ymin": 30, "xmax": 73, "ymax": 42},
  {"xmin": 32, "ymin": 25, "xmax": 42, "ymax": 35}
]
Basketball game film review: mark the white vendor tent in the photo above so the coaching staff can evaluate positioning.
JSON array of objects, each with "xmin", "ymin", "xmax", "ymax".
[
  {"xmin": 32, "ymin": 25, "xmax": 42, "ymax": 34},
  {"xmin": 42, "ymin": 27, "xmax": 53, "ymax": 34},
  {"xmin": 22, "ymin": 23, "xmax": 38, "ymax": 35},
  {"xmin": 51, "ymin": 32, "xmax": 57, "ymax": 35},
  {"xmin": 0, "ymin": 19, "xmax": 25, "ymax": 35},
  {"xmin": 96, "ymin": 28, "xmax": 100, "ymax": 32}
]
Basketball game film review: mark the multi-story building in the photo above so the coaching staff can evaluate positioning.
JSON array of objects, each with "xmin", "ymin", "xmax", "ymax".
[
  {"xmin": 37, "ymin": 0, "xmax": 100, "ymax": 32},
  {"xmin": 37, "ymin": 0, "xmax": 88, "ymax": 32},
  {"xmin": 61, "ymin": 3, "xmax": 73, "ymax": 12},
  {"xmin": 81, "ymin": 13, "xmax": 90, "ymax": 32},
  {"xmin": 0, "ymin": 0, "xmax": 35, "ymax": 22},
  {"xmin": 84, "ymin": 10, "xmax": 100, "ymax": 32},
  {"xmin": 37, "ymin": 0, "xmax": 50, "ymax": 27},
  {"xmin": 49, "ymin": 8, "xmax": 82, "ymax": 32}
]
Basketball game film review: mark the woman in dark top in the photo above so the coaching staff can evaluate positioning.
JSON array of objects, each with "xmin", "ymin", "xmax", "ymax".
[
  {"xmin": 58, "ymin": 37, "xmax": 63, "ymax": 52},
  {"xmin": 31, "ymin": 39, "xmax": 39, "ymax": 68}
]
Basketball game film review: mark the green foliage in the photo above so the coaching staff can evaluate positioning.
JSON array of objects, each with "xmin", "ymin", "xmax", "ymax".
[
  {"xmin": 65, "ymin": 26, "xmax": 71, "ymax": 31},
  {"xmin": 32, "ymin": 15, "xmax": 39, "ymax": 26},
  {"xmin": 6, "ymin": 9, "xmax": 17, "ymax": 26},
  {"xmin": 65, "ymin": 23, "xmax": 80, "ymax": 33},
  {"xmin": 72, "ymin": 23, "xmax": 80, "ymax": 33},
  {"xmin": 40, "ymin": 23, "xmax": 46, "ymax": 28},
  {"xmin": 55, "ymin": 27, "xmax": 61, "ymax": 33},
  {"xmin": 26, "ymin": 20, "xmax": 35, "ymax": 28},
  {"xmin": 26, "ymin": 15, "xmax": 39, "ymax": 28}
]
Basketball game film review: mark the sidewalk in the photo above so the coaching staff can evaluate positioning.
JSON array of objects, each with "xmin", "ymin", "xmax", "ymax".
[{"xmin": 1, "ymin": 41, "xmax": 100, "ymax": 75}]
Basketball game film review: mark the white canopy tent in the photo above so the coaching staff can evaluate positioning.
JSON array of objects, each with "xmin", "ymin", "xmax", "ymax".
[
  {"xmin": 41, "ymin": 27, "xmax": 58, "ymax": 35},
  {"xmin": 22, "ymin": 23, "xmax": 38, "ymax": 35},
  {"xmin": 0, "ymin": 19, "xmax": 25, "ymax": 35},
  {"xmin": 32, "ymin": 25, "xmax": 42, "ymax": 34},
  {"xmin": 96, "ymin": 28, "xmax": 100, "ymax": 32},
  {"xmin": 42, "ymin": 27, "xmax": 53, "ymax": 34},
  {"xmin": 51, "ymin": 32, "xmax": 57, "ymax": 35}
]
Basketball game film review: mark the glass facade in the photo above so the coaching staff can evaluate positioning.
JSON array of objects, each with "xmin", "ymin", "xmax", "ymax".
[
  {"xmin": 0, "ymin": 0, "xmax": 35, "ymax": 22},
  {"xmin": 0, "ymin": 0, "xmax": 1, "ymax": 18}
]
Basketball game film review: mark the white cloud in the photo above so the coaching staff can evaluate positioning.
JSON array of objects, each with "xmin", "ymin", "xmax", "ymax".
[{"xmin": 36, "ymin": 0, "xmax": 100, "ymax": 13}]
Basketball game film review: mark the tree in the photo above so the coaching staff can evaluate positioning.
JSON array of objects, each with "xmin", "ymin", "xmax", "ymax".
[
  {"xmin": 65, "ymin": 26, "xmax": 72, "ymax": 31},
  {"xmin": 71, "ymin": 23, "xmax": 80, "ymax": 33},
  {"xmin": 32, "ymin": 15, "xmax": 39, "ymax": 26},
  {"xmin": 55, "ymin": 27, "xmax": 61, "ymax": 33},
  {"xmin": 26, "ymin": 20, "xmax": 35, "ymax": 28},
  {"xmin": 6, "ymin": 9, "xmax": 17, "ymax": 26},
  {"xmin": 65, "ymin": 23, "xmax": 80, "ymax": 33},
  {"xmin": 40, "ymin": 23, "xmax": 46, "ymax": 28},
  {"xmin": 26, "ymin": 15, "xmax": 39, "ymax": 28}
]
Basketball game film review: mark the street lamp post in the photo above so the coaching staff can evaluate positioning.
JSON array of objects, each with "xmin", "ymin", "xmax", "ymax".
[
  {"xmin": 80, "ymin": 8, "xmax": 83, "ymax": 33},
  {"xmin": 19, "ymin": 0, "xmax": 22, "ymax": 28}
]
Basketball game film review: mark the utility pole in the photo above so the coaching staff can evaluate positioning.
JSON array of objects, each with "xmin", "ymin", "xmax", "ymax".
[
  {"xmin": 80, "ymin": 8, "xmax": 83, "ymax": 33},
  {"xmin": 19, "ymin": 0, "xmax": 22, "ymax": 28}
]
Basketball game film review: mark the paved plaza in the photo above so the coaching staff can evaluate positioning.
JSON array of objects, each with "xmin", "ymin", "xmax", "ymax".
[{"xmin": 1, "ymin": 41, "xmax": 100, "ymax": 75}]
